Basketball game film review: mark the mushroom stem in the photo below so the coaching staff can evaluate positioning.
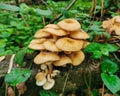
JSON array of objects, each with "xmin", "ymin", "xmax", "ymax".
[
  {"xmin": 45, "ymin": 62, "xmax": 53, "ymax": 77},
  {"xmin": 41, "ymin": 64, "xmax": 49, "ymax": 75}
]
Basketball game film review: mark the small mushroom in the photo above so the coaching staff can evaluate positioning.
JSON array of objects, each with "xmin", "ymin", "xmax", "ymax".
[
  {"xmin": 34, "ymin": 51, "xmax": 60, "ymax": 64},
  {"xmin": 43, "ymin": 40, "xmax": 61, "ymax": 52},
  {"xmin": 70, "ymin": 29, "xmax": 90, "ymax": 39},
  {"xmin": 57, "ymin": 18, "xmax": 81, "ymax": 31},
  {"xmin": 53, "ymin": 54, "xmax": 72, "ymax": 66},
  {"xmin": 111, "ymin": 16, "xmax": 120, "ymax": 35},
  {"xmin": 43, "ymin": 74, "xmax": 55, "ymax": 90},
  {"xmin": 68, "ymin": 50, "xmax": 85, "ymax": 66},
  {"xmin": 35, "ymin": 72, "xmax": 47, "ymax": 86},
  {"xmin": 28, "ymin": 38, "xmax": 46, "ymax": 50},
  {"xmin": 34, "ymin": 29, "xmax": 51, "ymax": 38},
  {"xmin": 56, "ymin": 37, "xmax": 84, "ymax": 51}
]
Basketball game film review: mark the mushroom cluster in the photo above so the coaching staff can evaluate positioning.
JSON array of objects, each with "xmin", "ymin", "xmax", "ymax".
[
  {"xmin": 102, "ymin": 16, "xmax": 120, "ymax": 35},
  {"xmin": 28, "ymin": 18, "xmax": 90, "ymax": 90}
]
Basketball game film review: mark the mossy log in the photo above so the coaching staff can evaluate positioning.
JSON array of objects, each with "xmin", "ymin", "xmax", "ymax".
[{"xmin": 0, "ymin": 53, "xmax": 102, "ymax": 96}]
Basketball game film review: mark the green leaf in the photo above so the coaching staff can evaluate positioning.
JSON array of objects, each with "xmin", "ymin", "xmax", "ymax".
[
  {"xmin": 35, "ymin": 8, "xmax": 52, "ymax": 16},
  {"xmin": 101, "ymin": 58, "xmax": 118, "ymax": 74},
  {"xmin": 5, "ymin": 68, "xmax": 31, "ymax": 86},
  {"xmin": 105, "ymin": 43, "xmax": 119, "ymax": 52},
  {"xmin": 40, "ymin": 90, "xmax": 58, "ymax": 96},
  {"xmin": 92, "ymin": 50, "xmax": 102, "ymax": 59},
  {"xmin": 101, "ymin": 73, "xmax": 120, "ymax": 94},
  {"xmin": 14, "ymin": 48, "xmax": 26, "ymax": 66},
  {"xmin": 0, "ymin": 4, "xmax": 19, "ymax": 11}
]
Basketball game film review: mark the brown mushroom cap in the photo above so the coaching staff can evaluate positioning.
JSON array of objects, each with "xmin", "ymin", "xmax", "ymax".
[
  {"xmin": 45, "ymin": 24, "xmax": 60, "ymax": 29},
  {"xmin": 44, "ymin": 27, "xmax": 68, "ymax": 36},
  {"xmin": 53, "ymin": 54, "xmax": 72, "ymax": 66},
  {"xmin": 112, "ymin": 16, "xmax": 120, "ymax": 24},
  {"xmin": 43, "ymin": 40, "xmax": 61, "ymax": 52},
  {"xmin": 70, "ymin": 29, "xmax": 90, "ymax": 39},
  {"xmin": 34, "ymin": 51, "xmax": 60, "ymax": 64},
  {"xmin": 28, "ymin": 39, "xmax": 46, "ymax": 50},
  {"xmin": 34, "ymin": 29, "xmax": 51, "ymax": 38},
  {"xmin": 56, "ymin": 37, "xmax": 84, "ymax": 51},
  {"xmin": 35, "ymin": 72, "xmax": 47, "ymax": 86},
  {"xmin": 57, "ymin": 18, "xmax": 81, "ymax": 31},
  {"xmin": 68, "ymin": 51, "xmax": 85, "ymax": 66}
]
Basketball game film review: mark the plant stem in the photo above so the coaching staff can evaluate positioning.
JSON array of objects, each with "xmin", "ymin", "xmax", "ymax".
[
  {"xmin": 5, "ymin": 83, "xmax": 8, "ymax": 96},
  {"xmin": 89, "ymin": 0, "xmax": 97, "ymax": 16},
  {"xmin": 102, "ymin": 83, "xmax": 105, "ymax": 96},
  {"xmin": 101, "ymin": 0, "xmax": 104, "ymax": 18},
  {"xmin": 13, "ymin": 86, "xmax": 16, "ymax": 96}
]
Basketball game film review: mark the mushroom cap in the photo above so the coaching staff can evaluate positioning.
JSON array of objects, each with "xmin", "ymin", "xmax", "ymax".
[
  {"xmin": 28, "ymin": 39, "xmax": 46, "ymax": 50},
  {"xmin": 56, "ymin": 37, "xmax": 84, "ymax": 51},
  {"xmin": 45, "ymin": 24, "xmax": 59, "ymax": 29},
  {"xmin": 113, "ymin": 25, "xmax": 120, "ymax": 35},
  {"xmin": 112, "ymin": 16, "xmax": 120, "ymax": 23},
  {"xmin": 82, "ymin": 41, "xmax": 90, "ymax": 48},
  {"xmin": 43, "ymin": 74, "xmax": 55, "ymax": 90},
  {"xmin": 44, "ymin": 27, "xmax": 68, "ymax": 36},
  {"xmin": 43, "ymin": 40, "xmax": 61, "ymax": 52},
  {"xmin": 34, "ymin": 29, "xmax": 51, "ymax": 38},
  {"xmin": 70, "ymin": 29, "xmax": 90, "ymax": 39},
  {"xmin": 34, "ymin": 51, "xmax": 60, "ymax": 64},
  {"xmin": 53, "ymin": 54, "xmax": 72, "ymax": 66},
  {"xmin": 102, "ymin": 19, "xmax": 113, "ymax": 29},
  {"xmin": 68, "ymin": 51, "xmax": 85, "ymax": 66},
  {"xmin": 57, "ymin": 18, "xmax": 81, "ymax": 31},
  {"xmin": 35, "ymin": 72, "xmax": 47, "ymax": 86}
]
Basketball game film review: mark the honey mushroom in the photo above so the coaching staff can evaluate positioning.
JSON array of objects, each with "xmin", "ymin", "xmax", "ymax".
[
  {"xmin": 102, "ymin": 16, "xmax": 120, "ymax": 35},
  {"xmin": 28, "ymin": 18, "xmax": 90, "ymax": 90}
]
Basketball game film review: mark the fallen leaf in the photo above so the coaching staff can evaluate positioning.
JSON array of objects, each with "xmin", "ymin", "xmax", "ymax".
[{"xmin": 0, "ymin": 56, "xmax": 5, "ymax": 62}]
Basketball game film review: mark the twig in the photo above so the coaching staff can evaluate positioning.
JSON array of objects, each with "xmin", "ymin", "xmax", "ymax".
[
  {"xmin": 100, "ymin": 0, "xmax": 104, "ymax": 18},
  {"xmin": 89, "ymin": 0, "xmax": 97, "ymax": 16},
  {"xmin": 102, "ymin": 83, "xmax": 105, "ymax": 96},
  {"xmin": 50, "ymin": 0, "xmax": 77, "ymax": 23},
  {"xmin": 7, "ymin": 54, "xmax": 15, "ymax": 73}
]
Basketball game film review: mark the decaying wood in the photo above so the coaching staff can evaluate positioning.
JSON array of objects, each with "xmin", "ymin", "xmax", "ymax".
[{"xmin": 0, "ymin": 54, "xmax": 102, "ymax": 95}]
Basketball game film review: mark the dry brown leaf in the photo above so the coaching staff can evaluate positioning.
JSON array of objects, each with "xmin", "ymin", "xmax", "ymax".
[
  {"xmin": 8, "ymin": 87, "xmax": 14, "ymax": 96},
  {"xmin": 104, "ymin": 93, "xmax": 115, "ymax": 96},
  {"xmin": 16, "ymin": 82, "xmax": 27, "ymax": 95},
  {"xmin": 0, "ymin": 56, "xmax": 5, "ymax": 62}
]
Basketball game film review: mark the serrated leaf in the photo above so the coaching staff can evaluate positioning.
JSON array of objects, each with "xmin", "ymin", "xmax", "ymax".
[
  {"xmin": 101, "ymin": 73, "xmax": 120, "ymax": 94},
  {"xmin": 0, "ymin": 4, "xmax": 19, "ymax": 11},
  {"xmin": 14, "ymin": 48, "xmax": 26, "ymax": 66},
  {"xmin": 5, "ymin": 68, "xmax": 31, "ymax": 86},
  {"xmin": 101, "ymin": 58, "xmax": 118, "ymax": 74}
]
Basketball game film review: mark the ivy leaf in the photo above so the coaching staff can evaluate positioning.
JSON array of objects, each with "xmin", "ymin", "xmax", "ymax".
[
  {"xmin": 5, "ymin": 68, "xmax": 31, "ymax": 86},
  {"xmin": 101, "ymin": 57, "xmax": 118, "ymax": 74},
  {"xmin": 40, "ymin": 90, "xmax": 58, "ymax": 96},
  {"xmin": 101, "ymin": 73, "xmax": 120, "ymax": 94},
  {"xmin": 14, "ymin": 48, "xmax": 26, "ymax": 66}
]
